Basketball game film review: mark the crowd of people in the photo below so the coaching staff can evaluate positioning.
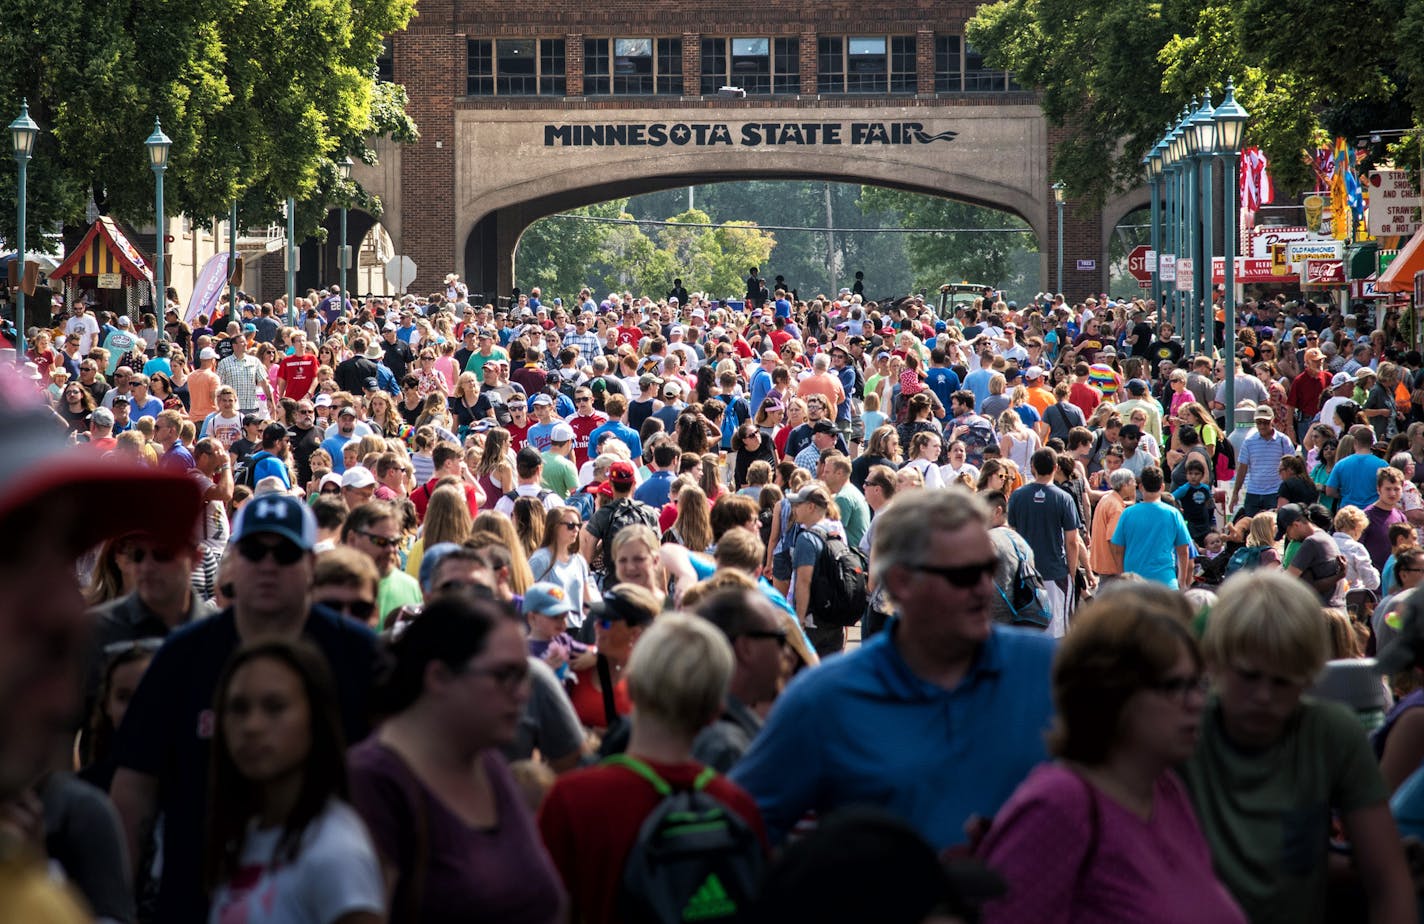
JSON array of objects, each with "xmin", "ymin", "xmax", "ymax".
[{"xmin": 4, "ymin": 271, "xmax": 1424, "ymax": 922}]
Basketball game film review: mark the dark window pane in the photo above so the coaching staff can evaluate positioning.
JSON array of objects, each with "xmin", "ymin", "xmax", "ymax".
[
  {"xmin": 934, "ymin": 35, "xmax": 961, "ymax": 92},
  {"xmin": 376, "ymin": 38, "xmax": 394, "ymax": 82},
  {"xmin": 584, "ymin": 38, "xmax": 610, "ymax": 94},
  {"xmin": 773, "ymin": 37, "xmax": 799, "ymax": 94},
  {"xmin": 964, "ymin": 43, "xmax": 1001, "ymax": 92},
  {"xmin": 700, "ymin": 37, "xmax": 725, "ymax": 94},
  {"xmin": 890, "ymin": 35, "xmax": 915, "ymax": 93},
  {"xmin": 818, "ymin": 37, "xmax": 843, "ymax": 93},
  {"xmin": 540, "ymin": 39, "xmax": 565, "ymax": 95},
  {"xmin": 657, "ymin": 37, "xmax": 682, "ymax": 95},
  {"xmin": 467, "ymin": 39, "xmax": 493, "ymax": 95},
  {"xmin": 846, "ymin": 37, "xmax": 886, "ymax": 93},
  {"xmin": 496, "ymin": 39, "xmax": 537, "ymax": 94}
]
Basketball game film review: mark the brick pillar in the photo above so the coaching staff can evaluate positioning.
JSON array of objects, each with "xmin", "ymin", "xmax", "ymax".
[
  {"xmin": 800, "ymin": 31, "xmax": 817, "ymax": 95},
  {"xmin": 566, "ymin": 33, "xmax": 583, "ymax": 97},
  {"xmin": 916, "ymin": 29, "xmax": 935, "ymax": 96},
  {"xmin": 1046, "ymin": 127, "xmax": 1107, "ymax": 302},
  {"xmin": 684, "ymin": 33, "xmax": 700, "ymax": 96},
  {"xmin": 394, "ymin": 27, "xmax": 459, "ymax": 294}
]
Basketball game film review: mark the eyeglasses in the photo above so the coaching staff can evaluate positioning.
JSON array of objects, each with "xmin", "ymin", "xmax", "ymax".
[
  {"xmin": 322, "ymin": 598, "xmax": 376, "ymax": 621},
  {"xmin": 120, "ymin": 545, "xmax": 178, "ymax": 564},
  {"xmin": 435, "ymin": 580, "xmax": 495, "ymax": 598},
  {"xmin": 739, "ymin": 629, "xmax": 787, "ymax": 648},
  {"xmin": 236, "ymin": 537, "xmax": 306, "ymax": 565},
  {"xmin": 463, "ymin": 661, "xmax": 531, "ymax": 693},
  {"xmin": 908, "ymin": 559, "xmax": 997, "ymax": 588},
  {"xmin": 1150, "ymin": 674, "xmax": 1210, "ymax": 703},
  {"xmin": 354, "ymin": 529, "xmax": 400, "ymax": 549},
  {"xmin": 319, "ymin": 486, "xmax": 342, "ymax": 495},
  {"xmin": 80, "ymin": 365, "xmax": 97, "ymax": 372},
  {"xmin": 103, "ymin": 637, "xmax": 164, "ymax": 657},
  {"xmin": 576, "ymin": 396, "xmax": 592, "ymax": 403}
]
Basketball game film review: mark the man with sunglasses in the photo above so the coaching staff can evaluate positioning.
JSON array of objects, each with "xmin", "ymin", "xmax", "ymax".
[
  {"xmin": 111, "ymin": 493, "xmax": 378, "ymax": 924},
  {"xmin": 692, "ymin": 588, "xmax": 788, "ymax": 772},
  {"xmin": 732, "ymin": 487, "xmax": 1055, "ymax": 851},
  {"xmin": 341, "ymin": 500, "xmax": 423, "ymax": 627}
]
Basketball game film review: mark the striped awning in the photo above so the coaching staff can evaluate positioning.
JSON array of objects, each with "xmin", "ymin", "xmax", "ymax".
[{"xmin": 50, "ymin": 217, "xmax": 153, "ymax": 284}]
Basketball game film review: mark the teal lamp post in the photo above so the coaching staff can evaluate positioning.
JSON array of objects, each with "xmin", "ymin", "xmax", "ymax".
[
  {"xmin": 1144, "ymin": 146, "xmax": 1163, "ymax": 308},
  {"xmin": 145, "ymin": 119, "xmax": 172, "ymax": 321},
  {"xmin": 1180, "ymin": 99, "xmax": 1202, "ymax": 355},
  {"xmin": 338, "ymin": 155, "xmax": 353, "ymax": 303},
  {"xmin": 1191, "ymin": 91, "xmax": 1217, "ymax": 354},
  {"xmin": 1214, "ymin": 80, "xmax": 1249, "ymax": 427},
  {"xmin": 1052, "ymin": 180, "xmax": 1065, "ymax": 296},
  {"xmin": 9, "ymin": 100, "xmax": 39, "ymax": 358}
]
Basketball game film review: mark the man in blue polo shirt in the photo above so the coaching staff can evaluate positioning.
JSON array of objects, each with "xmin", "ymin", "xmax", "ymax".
[
  {"xmin": 731, "ymin": 488, "xmax": 1055, "ymax": 849},
  {"xmin": 634, "ymin": 441, "xmax": 681, "ymax": 508}
]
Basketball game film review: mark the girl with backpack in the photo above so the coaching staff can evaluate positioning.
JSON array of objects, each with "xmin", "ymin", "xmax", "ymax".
[{"xmin": 529, "ymin": 506, "xmax": 598, "ymax": 643}]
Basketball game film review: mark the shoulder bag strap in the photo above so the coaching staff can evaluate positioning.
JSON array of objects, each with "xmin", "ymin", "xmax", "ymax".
[{"xmin": 597, "ymin": 653, "xmax": 619, "ymax": 728}]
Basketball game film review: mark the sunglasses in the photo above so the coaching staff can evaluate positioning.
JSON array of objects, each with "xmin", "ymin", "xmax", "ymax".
[
  {"xmin": 236, "ymin": 537, "xmax": 306, "ymax": 565},
  {"xmin": 464, "ymin": 661, "xmax": 531, "ymax": 693},
  {"xmin": 103, "ymin": 637, "xmax": 164, "ymax": 657},
  {"xmin": 562, "ymin": 520, "xmax": 582, "ymax": 529},
  {"xmin": 739, "ymin": 629, "xmax": 787, "ymax": 648},
  {"xmin": 120, "ymin": 545, "xmax": 178, "ymax": 564},
  {"xmin": 319, "ymin": 486, "xmax": 342, "ymax": 495},
  {"xmin": 908, "ymin": 559, "xmax": 997, "ymax": 588},
  {"xmin": 323, "ymin": 599, "xmax": 376, "ymax": 621}
]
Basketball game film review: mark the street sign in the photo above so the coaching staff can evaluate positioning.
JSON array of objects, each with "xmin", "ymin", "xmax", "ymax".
[
  {"xmin": 1175, "ymin": 258, "xmax": 1194, "ymax": 292},
  {"xmin": 1287, "ymin": 240, "xmax": 1344, "ymax": 262},
  {"xmin": 1159, "ymin": 253, "xmax": 1176, "ymax": 282},
  {"xmin": 385, "ymin": 255, "xmax": 417, "ymax": 293},
  {"xmin": 1076, "ymin": 259, "xmax": 1096, "ymax": 271},
  {"xmin": 1368, "ymin": 170, "xmax": 1421, "ymax": 237},
  {"xmin": 1128, "ymin": 245, "xmax": 1152, "ymax": 283}
]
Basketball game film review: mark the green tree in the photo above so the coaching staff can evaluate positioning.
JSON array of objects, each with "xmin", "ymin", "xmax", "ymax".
[
  {"xmin": 514, "ymin": 200, "xmax": 628, "ymax": 298},
  {"xmin": 967, "ymin": 0, "xmax": 1423, "ymax": 205},
  {"xmin": 0, "ymin": 0, "xmax": 417, "ymax": 248},
  {"xmin": 857, "ymin": 188, "xmax": 1037, "ymax": 293}
]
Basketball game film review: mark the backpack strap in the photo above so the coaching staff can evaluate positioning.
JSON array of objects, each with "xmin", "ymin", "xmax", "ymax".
[
  {"xmin": 597, "ymin": 653, "xmax": 620, "ymax": 728},
  {"xmin": 603, "ymin": 753, "xmax": 716, "ymax": 794}
]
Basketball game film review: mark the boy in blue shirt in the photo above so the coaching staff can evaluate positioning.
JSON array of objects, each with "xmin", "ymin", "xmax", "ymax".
[{"xmin": 1172, "ymin": 457, "xmax": 1216, "ymax": 544}]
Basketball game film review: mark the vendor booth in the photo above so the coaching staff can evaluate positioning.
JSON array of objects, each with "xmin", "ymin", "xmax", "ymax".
[{"xmin": 48, "ymin": 217, "xmax": 155, "ymax": 319}]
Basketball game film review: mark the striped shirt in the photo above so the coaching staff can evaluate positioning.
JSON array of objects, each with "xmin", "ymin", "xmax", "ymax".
[
  {"xmin": 216, "ymin": 353, "xmax": 266, "ymax": 413},
  {"xmin": 1238, "ymin": 429, "xmax": 1295, "ymax": 495}
]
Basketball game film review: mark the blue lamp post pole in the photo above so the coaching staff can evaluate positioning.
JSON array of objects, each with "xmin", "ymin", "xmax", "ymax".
[
  {"xmin": 1215, "ymin": 81, "xmax": 1249, "ymax": 430},
  {"xmin": 338, "ymin": 156, "xmax": 353, "ymax": 303},
  {"xmin": 145, "ymin": 119, "xmax": 172, "ymax": 322},
  {"xmin": 9, "ymin": 100, "xmax": 39, "ymax": 359},
  {"xmin": 285, "ymin": 197, "xmax": 297, "ymax": 326},
  {"xmin": 1052, "ymin": 181, "xmax": 1065, "ymax": 296},
  {"xmin": 1181, "ymin": 99, "xmax": 1202, "ymax": 356},
  {"xmin": 1144, "ymin": 152, "xmax": 1160, "ymax": 308},
  {"xmin": 1163, "ymin": 125, "xmax": 1180, "ymax": 337},
  {"xmin": 1192, "ymin": 92, "xmax": 1216, "ymax": 356}
]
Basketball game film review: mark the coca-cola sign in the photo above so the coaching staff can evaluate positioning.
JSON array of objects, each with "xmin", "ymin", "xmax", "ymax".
[{"xmin": 1303, "ymin": 259, "xmax": 1345, "ymax": 286}]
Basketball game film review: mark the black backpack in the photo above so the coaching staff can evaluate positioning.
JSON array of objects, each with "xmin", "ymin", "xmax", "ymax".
[
  {"xmin": 605, "ymin": 754, "xmax": 764, "ymax": 924},
  {"xmin": 231, "ymin": 450, "xmax": 271, "ymax": 490},
  {"xmin": 996, "ymin": 540, "xmax": 1051, "ymax": 629},
  {"xmin": 504, "ymin": 487, "xmax": 554, "ymax": 507},
  {"xmin": 806, "ymin": 526, "xmax": 869, "ymax": 627},
  {"xmin": 594, "ymin": 498, "xmax": 658, "ymax": 576}
]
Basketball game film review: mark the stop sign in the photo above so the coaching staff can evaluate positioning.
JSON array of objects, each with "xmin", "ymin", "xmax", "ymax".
[{"xmin": 1128, "ymin": 245, "xmax": 1152, "ymax": 283}]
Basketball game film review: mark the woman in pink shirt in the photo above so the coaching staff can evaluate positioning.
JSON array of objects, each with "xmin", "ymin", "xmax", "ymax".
[{"xmin": 977, "ymin": 589, "xmax": 1245, "ymax": 924}]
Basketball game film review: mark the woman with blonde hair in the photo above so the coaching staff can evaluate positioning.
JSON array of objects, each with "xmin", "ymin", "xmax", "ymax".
[
  {"xmin": 472, "ymin": 427, "xmax": 515, "ymax": 509},
  {"xmin": 982, "ymin": 372, "xmax": 1010, "ymax": 420},
  {"xmin": 366, "ymin": 390, "xmax": 403, "ymax": 439},
  {"xmin": 471, "ymin": 510, "xmax": 536, "ymax": 593},
  {"xmin": 529, "ymin": 506, "xmax": 598, "ymax": 640},
  {"xmin": 449, "ymin": 370, "xmax": 483, "ymax": 434},
  {"xmin": 997, "ymin": 408, "xmax": 1041, "ymax": 473},
  {"xmin": 404, "ymin": 483, "xmax": 474, "ymax": 578},
  {"xmin": 1244, "ymin": 510, "xmax": 1282, "ymax": 568},
  {"xmin": 663, "ymin": 484, "xmax": 714, "ymax": 553},
  {"xmin": 609, "ymin": 524, "xmax": 667, "ymax": 606}
]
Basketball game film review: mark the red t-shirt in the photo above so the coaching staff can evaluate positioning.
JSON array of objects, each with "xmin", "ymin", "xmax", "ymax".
[
  {"xmin": 276, "ymin": 353, "xmax": 319, "ymax": 399},
  {"xmin": 538, "ymin": 757, "xmax": 767, "ymax": 924},
  {"xmin": 615, "ymin": 326, "xmax": 643, "ymax": 348},
  {"xmin": 1069, "ymin": 381, "xmax": 1102, "ymax": 417},
  {"xmin": 506, "ymin": 420, "xmax": 531, "ymax": 452},
  {"xmin": 411, "ymin": 477, "xmax": 481, "ymax": 522},
  {"xmin": 569, "ymin": 664, "xmax": 631, "ymax": 729},
  {"xmin": 568, "ymin": 412, "xmax": 608, "ymax": 467},
  {"xmin": 768, "ymin": 330, "xmax": 792, "ymax": 351}
]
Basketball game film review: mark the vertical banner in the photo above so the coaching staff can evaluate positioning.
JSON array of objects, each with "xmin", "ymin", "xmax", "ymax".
[{"xmin": 186, "ymin": 252, "xmax": 231, "ymax": 324}]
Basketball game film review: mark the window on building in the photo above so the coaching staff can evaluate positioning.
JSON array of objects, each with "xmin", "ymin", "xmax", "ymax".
[
  {"xmin": 700, "ymin": 37, "xmax": 797, "ymax": 95},
  {"xmin": 890, "ymin": 35, "xmax": 916, "ymax": 93},
  {"xmin": 376, "ymin": 38, "xmax": 393, "ymax": 83},
  {"xmin": 585, "ymin": 38, "xmax": 681, "ymax": 95},
  {"xmin": 497, "ymin": 40, "xmax": 537, "ymax": 94},
  {"xmin": 774, "ymin": 37, "xmax": 800, "ymax": 94},
  {"xmin": 466, "ymin": 38, "xmax": 565, "ymax": 96},
  {"xmin": 846, "ymin": 37, "xmax": 887, "ymax": 93},
  {"xmin": 467, "ymin": 39, "xmax": 493, "ymax": 95},
  {"xmin": 934, "ymin": 35, "xmax": 961, "ymax": 92},
  {"xmin": 817, "ymin": 37, "xmax": 844, "ymax": 94},
  {"xmin": 584, "ymin": 38, "xmax": 610, "ymax": 95},
  {"xmin": 541, "ymin": 39, "xmax": 566, "ymax": 95},
  {"xmin": 964, "ymin": 43, "xmax": 1005, "ymax": 92}
]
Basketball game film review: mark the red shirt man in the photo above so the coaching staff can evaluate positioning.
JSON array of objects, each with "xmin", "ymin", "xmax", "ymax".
[
  {"xmin": 276, "ymin": 350, "xmax": 319, "ymax": 400},
  {"xmin": 568, "ymin": 389, "xmax": 608, "ymax": 468},
  {"xmin": 1288, "ymin": 348, "xmax": 1331, "ymax": 421}
]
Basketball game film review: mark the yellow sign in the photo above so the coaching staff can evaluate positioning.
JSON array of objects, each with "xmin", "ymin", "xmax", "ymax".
[
  {"xmin": 97, "ymin": 272, "xmax": 122, "ymax": 289},
  {"xmin": 1270, "ymin": 243, "xmax": 1289, "ymax": 276}
]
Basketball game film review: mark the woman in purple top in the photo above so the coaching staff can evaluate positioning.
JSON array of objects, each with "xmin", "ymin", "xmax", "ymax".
[
  {"xmin": 977, "ymin": 587, "xmax": 1245, "ymax": 924},
  {"xmin": 348, "ymin": 592, "xmax": 567, "ymax": 924}
]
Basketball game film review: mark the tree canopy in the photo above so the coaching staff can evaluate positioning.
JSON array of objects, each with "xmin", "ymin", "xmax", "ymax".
[
  {"xmin": 0, "ymin": 0, "xmax": 416, "ymax": 248},
  {"xmin": 967, "ymin": 0, "xmax": 1422, "ymax": 206}
]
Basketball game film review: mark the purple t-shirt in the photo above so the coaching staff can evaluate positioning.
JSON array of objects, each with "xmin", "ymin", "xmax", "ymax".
[
  {"xmin": 348, "ymin": 738, "xmax": 567, "ymax": 924},
  {"xmin": 978, "ymin": 763, "xmax": 1245, "ymax": 924},
  {"xmin": 1361, "ymin": 504, "xmax": 1407, "ymax": 572}
]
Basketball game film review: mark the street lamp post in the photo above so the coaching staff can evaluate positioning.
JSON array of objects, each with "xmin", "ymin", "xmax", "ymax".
[
  {"xmin": 145, "ymin": 119, "xmax": 172, "ymax": 322},
  {"xmin": 1161, "ymin": 124, "xmax": 1178, "ymax": 336},
  {"xmin": 1192, "ymin": 92, "xmax": 1217, "ymax": 355},
  {"xmin": 285, "ymin": 197, "xmax": 297, "ymax": 327},
  {"xmin": 1181, "ymin": 100, "xmax": 1202, "ymax": 356},
  {"xmin": 1173, "ymin": 106, "xmax": 1194, "ymax": 350},
  {"xmin": 1052, "ymin": 180, "xmax": 1065, "ymax": 296},
  {"xmin": 9, "ymin": 100, "xmax": 39, "ymax": 358},
  {"xmin": 1145, "ymin": 148, "xmax": 1162, "ymax": 310},
  {"xmin": 1214, "ymin": 81, "xmax": 1249, "ymax": 430},
  {"xmin": 338, "ymin": 155, "xmax": 353, "ymax": 304}
]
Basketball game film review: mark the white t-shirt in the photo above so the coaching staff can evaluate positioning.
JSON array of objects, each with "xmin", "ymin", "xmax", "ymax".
[
  {"xmin": 66, "ymin": 313, "xmax": 101, "ymax": 354},
  {"xmin": 208, "ymin": 799, "xmax": 384, "ymax": 924},
  {"xmin": 202, "ymin": 412, "xmax": 244, "ymax": 449}
]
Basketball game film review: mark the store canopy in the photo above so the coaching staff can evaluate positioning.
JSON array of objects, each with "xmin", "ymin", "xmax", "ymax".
[
  {"xmin": 49, "ymin": 217, "xmax": 153, "ymax": 285},
  {"xmin": 0, "ymin": 251, "xmax": 60, "ymax": 275},
  {"xmin": 1376, "ymin": 227, "xmax": 1424, "ymax": 292}
]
